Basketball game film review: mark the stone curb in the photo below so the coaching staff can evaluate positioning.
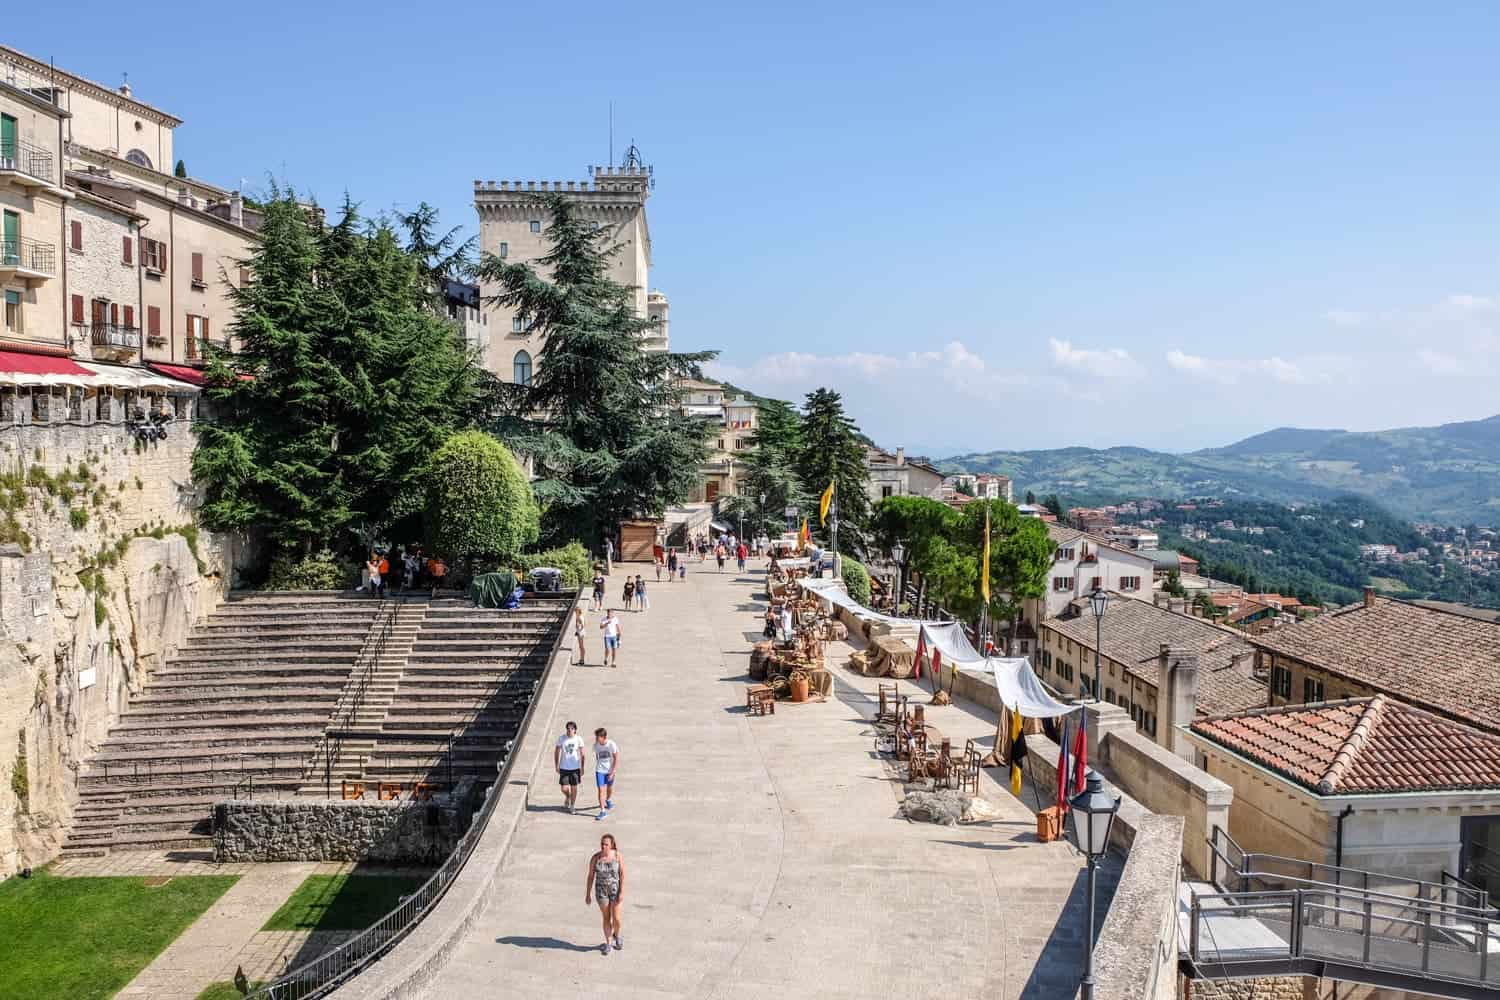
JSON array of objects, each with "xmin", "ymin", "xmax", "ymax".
[{"xmin": 326, "ymin": 588, "xmax": 584, "ymax": 1000}]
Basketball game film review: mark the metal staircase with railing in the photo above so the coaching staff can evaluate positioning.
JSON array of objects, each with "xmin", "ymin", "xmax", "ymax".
[{"xmin": 1179, "ymin": 828, "xmax": 1500, "ymax": 999}]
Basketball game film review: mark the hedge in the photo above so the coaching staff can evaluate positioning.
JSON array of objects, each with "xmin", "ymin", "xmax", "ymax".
[
  {"xmin": 512, "ymin": 543, "xmax": 594, "ymax": 590},
  {"xmin": 841, "ymin": 556, "xmax": 871, "ymax": 606}
]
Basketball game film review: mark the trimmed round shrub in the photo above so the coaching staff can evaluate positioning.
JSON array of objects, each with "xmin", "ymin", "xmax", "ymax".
[
  {"xmin": 842, "ymin": 555, "xmax": 871, "ymax": 606},
  {"xmin": 513, "ymin": 543, "xmax": 593, "ymax": 590},
  {"xmin": 425, "ymin": 431, "xmax": 538, "ymax": 561}
]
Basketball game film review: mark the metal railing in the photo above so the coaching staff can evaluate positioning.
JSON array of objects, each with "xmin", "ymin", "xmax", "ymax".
[
  {"xmin": 1209, "ymin": 827, "xmax": 1493, "ymax": 915},
  {"xmin": 303, "ymin": 595, "xmax": 404, "ymax": 796},
  {"xmin": 242, "ymin": 590, "xmax": 578, "ymax": 1000},
  {"xmin": 0, "ymin": 136, "xmax": 54, "ymax": 182},
  {"xmin": 90, "ymin": 323, "xmax": 141, "ymax": 349},
  {"xmin": 0, "ymin": 236, "xmax": 56, "ymax": 276}
]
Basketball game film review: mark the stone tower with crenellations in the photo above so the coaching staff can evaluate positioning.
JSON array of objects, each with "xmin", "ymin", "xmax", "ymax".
[{"xmin": 473, "ymin": 163, "xmax": 669, "ymax": 385}]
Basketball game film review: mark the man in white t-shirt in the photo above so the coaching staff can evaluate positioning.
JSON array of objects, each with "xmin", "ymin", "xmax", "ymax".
[
  {"xmin": 600, "ymin": 609, "xmax": 622, "ymax": 668},
  {"xmin": 593, "ymin": 727, "xmax": 620, "ymax": 820},
  {"xmin": 554, "ymin": 721, "xmax": 587, "ymax": 813}
]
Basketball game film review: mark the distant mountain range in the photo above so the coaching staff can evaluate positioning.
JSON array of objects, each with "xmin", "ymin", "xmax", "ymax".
[{"xmin": 939, "ymin": 414, "xmax": 1500, "ymax": 525}]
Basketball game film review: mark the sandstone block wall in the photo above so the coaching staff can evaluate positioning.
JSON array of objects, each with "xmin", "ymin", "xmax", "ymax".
[{"xmin": 213, "ymin": 799, "xmax": 463, "ymax": 864}]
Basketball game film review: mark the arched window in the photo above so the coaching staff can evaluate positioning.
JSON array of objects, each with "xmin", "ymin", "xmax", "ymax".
[
  {"xmin": 513, "ymin": 350, "xmax": 532, "ymax": 386},
  {"xmin": 124, "ymin": 149, "xmax": 153, "ymax": 169}
]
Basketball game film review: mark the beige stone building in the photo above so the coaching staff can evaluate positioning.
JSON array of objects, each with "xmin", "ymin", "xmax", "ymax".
[
  {"xmin": 1, "ymin": 70, "xmax": 68, "ymax": 353},
  {"xmin": 63, "ymin": 184, "xmax": 146, "ymax": 363},
  {"xmin": 474, "ymin": 164, "xmax": 668, "ymax": 386},
  {"xmin": 1250, "ymin": 590, "xmax": 1500, "ymax": 736},
  {"xmin": 1186, "ymin": 695, "xmax": 1500, "ymax": 906},
  {"xmin": 675, "ymin": 379, "xmax": 757, "ymax": 502},
  {"xmin": 1037, "ymin": 594, "xmax": 1265, "ymax": 751},
  {"xmin": 864, "ymin": 446, "xmax": 943, "ymax": 504}
]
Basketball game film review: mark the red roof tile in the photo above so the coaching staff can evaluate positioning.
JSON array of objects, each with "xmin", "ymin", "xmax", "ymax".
[{"xmin": 1190, "ymin": 695, "xmax": 1500, "ymax": 795}]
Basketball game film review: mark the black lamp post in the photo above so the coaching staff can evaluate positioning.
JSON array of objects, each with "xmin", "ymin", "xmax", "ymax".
[
  {"xmin": 1070, "ymin": 769, "xmax": 1121, "ymax": 1000},
  {"xmin": 1089, "ymin": 587, "xmax": 1108, "ymax": 702},
  {"xmin": 891, "ymin": 540, "xmax": 906, "ymax": 614}
]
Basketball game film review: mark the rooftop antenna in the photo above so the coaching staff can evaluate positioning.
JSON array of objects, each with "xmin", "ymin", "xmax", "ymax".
[{"xmin": 609, "ymin": 101, "xmax": 614, "ymax": 169}]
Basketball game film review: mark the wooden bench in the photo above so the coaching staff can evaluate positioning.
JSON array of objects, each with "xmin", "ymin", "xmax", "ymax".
[
  {"xmin": 746, "ymin": 684, "xmax": 775, "ymax": 716},
  {"xmin": 341, "ymin": 781, "xmax": 366, "ymax": 801}
]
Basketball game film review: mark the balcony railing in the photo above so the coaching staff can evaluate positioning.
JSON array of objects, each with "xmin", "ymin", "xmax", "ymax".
[
  {"xmin": 0, "ymin": 137, "xmax": 54, "ymax": 183},
  {"xmin": 0, "ymin": 236, "xmax": 55, "ymax": 276},
  {"xmin": 91, "ymin": 324, "xmax": 141, "ymax": 350}
]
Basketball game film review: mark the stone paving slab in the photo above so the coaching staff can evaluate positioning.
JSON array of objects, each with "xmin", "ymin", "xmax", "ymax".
[{"xmin": 419, "ymin": 563, "xmax": 1101, "ymax": 999}]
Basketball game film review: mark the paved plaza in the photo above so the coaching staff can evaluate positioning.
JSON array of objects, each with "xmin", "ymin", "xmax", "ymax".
[{"xmin": 422, "ymin": 559, "xmax": 1108, "ymax": 999}]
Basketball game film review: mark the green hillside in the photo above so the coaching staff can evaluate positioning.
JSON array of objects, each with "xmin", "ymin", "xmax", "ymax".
[{"xmin": 941, "ymin": 414, "xmax": 1500, "ymax": 523}]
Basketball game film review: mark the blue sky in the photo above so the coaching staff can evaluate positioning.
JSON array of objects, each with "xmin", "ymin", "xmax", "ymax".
[{"xmin": 13, "ymin": 3, "xmax": 1500, "ymax": 455}]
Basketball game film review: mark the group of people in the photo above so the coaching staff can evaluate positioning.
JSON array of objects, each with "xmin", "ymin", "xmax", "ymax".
[
  {"xmin": 358, "ymin": 544, "xmax": 447, "ymax": 597},
  {"xmin": 590, "ymin": 571, "xmax": 651, "ymax": 614},
  {"xmin": 572, "ymin": 606, "xmax": 624, "ymax": 668},
  {"xmin": 554, "ymin": 723, "xmax": 627, "ymax": 956}
]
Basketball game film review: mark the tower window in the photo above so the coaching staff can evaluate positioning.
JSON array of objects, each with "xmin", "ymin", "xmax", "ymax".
[
  {"xmin": 498, "ymin": 242, "xmax": 508, "ymax": 258},
  {"xmin": 513, "ymin": 350, "xmax": 532, "ymax": 386},
  {"xmin": 512, "ymin": 316, "xmax": 523, "ymax": 332},
  {"xmin": 529, "ymin": 220, "xmax": 541, "ymax": 233}
]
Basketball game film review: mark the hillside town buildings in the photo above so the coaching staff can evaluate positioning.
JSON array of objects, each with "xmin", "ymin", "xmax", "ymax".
[
  {"xmin": 865, "ymin": 445, "xmax": 943, "ymax": 504},
  {"xmin": 1037, "ymin": 523, "xmax": 1155, "ymax": 619}
]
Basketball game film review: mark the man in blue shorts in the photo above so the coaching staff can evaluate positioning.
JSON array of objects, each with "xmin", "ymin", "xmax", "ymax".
[
  {"xmin": 593, "ymin": 727, "xmax": 620, "ymax": 820},
  {"xmin": 599, "ymin": 609, "xmax": 622, "ymax": 668}
]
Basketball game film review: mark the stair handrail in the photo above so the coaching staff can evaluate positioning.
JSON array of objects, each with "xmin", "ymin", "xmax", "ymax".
[{"xmin": 303, "ymin": 594, "xmax": 404, "ymax": 795}]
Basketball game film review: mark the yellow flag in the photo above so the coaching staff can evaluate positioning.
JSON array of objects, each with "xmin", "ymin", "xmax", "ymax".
[
  {"xmin": 799, "ymin": 518, "xmax": 809, "ymax": 548},
  {"xmin": 981, "ymin": 505, "xmax": 991, "ymax": 605},
  {"xmin": 1009, "ymin": 708, "xmax": 1024, "ymax": 796},
  {"xmin": 819, "ymin": 480, "xmax": 835, "ymax": 526}
]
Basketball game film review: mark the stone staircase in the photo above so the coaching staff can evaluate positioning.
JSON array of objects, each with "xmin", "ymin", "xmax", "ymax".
[
  {"xmin": 59, "ymin": 592, "xmax": 388, "ymax": 859},
  {"xmin": 352, "ymin": 593, "xmax": 573, "ymax": 793},
  {"xmin": 298, "ymin": 600, "xmax": 428, "ymax": 796}
]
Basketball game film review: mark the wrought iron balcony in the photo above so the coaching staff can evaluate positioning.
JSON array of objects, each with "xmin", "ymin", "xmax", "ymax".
[
  {"xmin": 90, "ymin": 324, "xmax": 141, "ymax": 350},
  {"xmin": 0, "ymin": 137, "xmax": 55, "ymax": 186},
  {"xmin": 0, "ymin": 236, "xmax": 55, "ymax": 282}
]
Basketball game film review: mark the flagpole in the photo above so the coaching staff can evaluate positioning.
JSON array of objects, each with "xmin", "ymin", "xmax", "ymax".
[{"xmin": 831, "ymin": 480, "xmax": 840, "ymax": 579}]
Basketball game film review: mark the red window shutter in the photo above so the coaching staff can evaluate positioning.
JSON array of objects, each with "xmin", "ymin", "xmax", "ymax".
[
  {"xmin": 123, "ymin": 305, "xmax": 134, "ymax": 328},
  {"xmin": 192, "ymin": 252, "xmax": 203, "ymax": 283},
  {"xmin": 203, "ymin": 316, "xmax": 209, "ymax": 340},
  {"xmin": 160, "ymin": 242, "xmax": 167, "ymax": 273},
  {"xmin": 147, "ymin": 305, "xmax": 160, "ymax": 336},
  {"xmin": 123, "ymin": 236, "xmax": 133, "ymax": 264},
  {"xmin": 70, "ymin": 295, "xmax": 83, "ymax": 324},
  {"xmin": 70, "ymin": 220, "xmax": 82, "ymax": 250},
  {"xmin": 110, "ymin": 303, "xmax": 119, "ymax": 325}
]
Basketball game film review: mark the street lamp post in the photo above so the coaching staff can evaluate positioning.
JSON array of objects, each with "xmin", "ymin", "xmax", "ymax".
[
  {"xmin": 1069, "ymin": 770, "xmax": 1121, "ymax": 1000},
  {"xmin": 891, "ymin": 540, "xmax": 906, "ymax": 614},
  {"xmin": 1089, "ymin": 587, "xmax": 1109, "ymax": 702}
]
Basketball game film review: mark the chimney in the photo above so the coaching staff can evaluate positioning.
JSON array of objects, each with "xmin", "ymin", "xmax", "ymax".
[
  {"xmin": 1363, "ymin": 587, "xmax": 1376, "ymax": 608},
  {"xmin": 229, "ymin": 190, "xmax": 243, "ymax": 227},
  {"xmin": 119, "ymin": 82, "xmax": 132, "ymax": 98},
  {"xmin": 1159, "ymin": 644, "xmax": 1200, "ymax": 761},
  {"xmin": 177, "ymin": 187, "xmax": 190, "ymax": 206},
  {"xmin": 895, "ymin": 447, "xmax": 905, "ymax": 466}
]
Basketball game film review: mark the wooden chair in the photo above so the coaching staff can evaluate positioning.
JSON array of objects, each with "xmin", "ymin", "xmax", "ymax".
[
  {"xmin": 341, "ymin": 781, "xmax": 366, "ymax": 801},
  {"xmin": 876, "ymin": 684, "xmax": 899, "ymax": 723},
  {"xmin": 956, "ymin": 747, "xmax": 981, "ymax": 795},
  {"xmin": 907, "ymin": 729, "xmax": 935, "ymax": 782},
  {"xmin": 378, "ymin": 782, "xmax": 402, "ymax": 802}
]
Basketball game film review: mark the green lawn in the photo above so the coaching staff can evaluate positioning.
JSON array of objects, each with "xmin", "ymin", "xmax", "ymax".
[
  {"xmin": 195, "ymin": 979, "xmax": 264, "ymax": 1000},
  {"xmin": 261, "ymin": 873, "xmax": 426, "ymax": 931},
  {"xmin": 0, "ymin": 868, "xmax": 238, "ymax": 1000}
]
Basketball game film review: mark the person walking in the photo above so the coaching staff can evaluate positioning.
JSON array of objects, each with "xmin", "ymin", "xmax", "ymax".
[
  {"xmin": 592, "ymin": 727, "xmax": 619, "ymax": 817},
  {"xmin": 572, "ymin": 607, "xmax": 587, "ymax": 665},
  {"xmin": 600, "ymin": 609, "xmax": 622, "ymax": 668},
  {"xmin": 591, "ymin": 569, "xmax": 606, "ymax": 611},
  {"xmin": 736, "ymin": 540, "xmax": 748, "ymax": 572},
  {"xmin": 666, "ymin": 549, "xmax": 678, "ymax": 582},
  {"xmin": 715, "ymin": 543, "xmax": 726, "ymax": 573},
  {"xmin": 377, "ymin": 552, "xmax": 391, "ymax": 597},
  {"xmin": 654, "ymin": 555, "xmax": 663, "ymax": 583},
  {"xmin": 363, "ymin": 554, "xmax": 382, "ymax": 597},
  {"xmin": 427, "ymin": 555, "xmax": 447, "ymax": 598},
  {"xmin": 584, "ymin": 834, "xmax": 626, "ymax": 955},
  {"xmin": 634, "ymin": 574, "xmax": 648, "ymax": 612},
  {"xmin": 555, "ymin": 721, "xmax": 587, "ymax": 813},
  {"xmin": 622, "ymin": 576, "xmax": 635, "ymax": 610}
]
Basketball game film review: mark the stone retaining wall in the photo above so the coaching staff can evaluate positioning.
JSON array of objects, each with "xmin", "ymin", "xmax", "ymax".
[{"xmin": 213, "ymin": 798, "xmax": 464, "ymax": 863}]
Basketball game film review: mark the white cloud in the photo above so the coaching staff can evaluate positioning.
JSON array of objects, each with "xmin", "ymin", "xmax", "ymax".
[
  {"xmin": 1165, "ymin": 350, "xmax": 1318, "ymax": 385},
  {"xmin": 1444, "ymin": 294, "xmax": 1498, "ymax": 311},
  {"xmin": 1048, "ymin": 338, "xmax": 1144, "ymax": 377},
  {"xmin": 706, "ymin": 340, "xmax": 1032, "ymax": 400}
]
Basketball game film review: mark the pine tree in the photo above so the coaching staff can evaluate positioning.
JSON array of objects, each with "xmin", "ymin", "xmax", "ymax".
[
  {"xmin": 194, "ymin": 191, "xmax": 481, "ymax": 557},
  {"xmin": 795, "ymin": 388, "xmax": 872, "ymax": 553},
  {"xmin": 397, "ymin": 202, "xmax": 476, "ymax": 293},
  {"xmin": 475, "ymin": 193, "xmax": 715, "ymax": 546},
  {"xmin": 174, "ymin": 159, "xmax": 187, "ymax": 178}
]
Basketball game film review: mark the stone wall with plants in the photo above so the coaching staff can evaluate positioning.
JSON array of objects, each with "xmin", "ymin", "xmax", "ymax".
[{"xmin": 0, "ymin": 419, "xmax": 242, "ymax": 875}]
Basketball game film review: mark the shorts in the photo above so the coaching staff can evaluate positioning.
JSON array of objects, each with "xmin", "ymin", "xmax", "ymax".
[
  {"xmin": 604, "ymin": 635, "xmax": 619, "ymax": 650},
  {"xmin": 559, "ymin": 768, "xmax": 581, "ymax": 786},
  {"xmin": 596, "ymin": 772, "xmax": 615, "ymax": 788}
]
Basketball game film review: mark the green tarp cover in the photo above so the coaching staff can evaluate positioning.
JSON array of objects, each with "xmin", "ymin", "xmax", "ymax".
[{"xmin": 469, "ymin": 571, "xmax": 518, "ymax": 608}]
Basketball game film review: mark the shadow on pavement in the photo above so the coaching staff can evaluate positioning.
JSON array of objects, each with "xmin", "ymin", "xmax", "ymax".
[{"xmin": 495, "ymin": 935, "xmax": 601, "ymax": 953}]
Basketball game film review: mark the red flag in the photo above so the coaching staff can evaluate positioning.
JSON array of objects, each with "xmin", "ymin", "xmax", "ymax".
[
  {"xmin": 1071, "ymin": 712, "xmax": 1088, "ymax": 795},
  {"xmin": 931, "ymin": 647, "xmax": 942, "ymax": 686},
  {"xmin": 913, "ymin": 629, "xmax": 926, "ymax": 680}
]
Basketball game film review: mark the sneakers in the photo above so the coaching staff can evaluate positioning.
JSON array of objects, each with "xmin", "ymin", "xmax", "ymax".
[
  {"xmin": 613, "ymin": 934, "xmax": 623, "ymax": 951},
  {"xmin": 606, "ymin": 799, "xmax": 614, "ymax": 810},
  {"xmin": 600, "ymin": 942, "xmax": 610, "ymax": 955},
  {"xmin": 596, "ymin": 811, "xmax": 607, "ymax": 821},
  {"xmin": 568, "ymin": 802, "xmax": 575, "ymax": 815}
]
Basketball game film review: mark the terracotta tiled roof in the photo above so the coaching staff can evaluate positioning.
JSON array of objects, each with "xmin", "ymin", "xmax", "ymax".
[
  {"xmin": 1250, "ymin": 596, "xmax": 1500, "ymax": 734},
  {"xmin": 1190, "ymin": 695, "xmax": 1500, "ymax": 795},
  {"xmin": 1044, "ymin": 597, "xmax": 1264, "ymax": 716}
]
